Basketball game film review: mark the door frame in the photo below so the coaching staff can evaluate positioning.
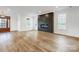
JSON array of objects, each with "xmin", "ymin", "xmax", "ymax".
[{"xmin": 0, "ymin": 16, "xmax": 10, "ymax": 32}]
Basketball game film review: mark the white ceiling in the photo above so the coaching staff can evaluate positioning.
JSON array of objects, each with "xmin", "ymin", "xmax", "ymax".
[
  {"xmin": 0, "ymin": 6, "xmax": 55, "ymax": 14},
  {"xmin": 0, "ymin": 6, "xmax": 72, "ymax": 15}
]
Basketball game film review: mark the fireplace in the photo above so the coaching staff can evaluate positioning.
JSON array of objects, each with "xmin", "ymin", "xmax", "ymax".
[
  {"xmin": 40, "ymin": 24, "xmax": 48, "ymax": 29},
  {"xmin": 38, "ymin": 12, "xmax": 54, "ymax": 33},
  {"xmin": 38, "ymin": 23, "xmax": 48, "ymax": 32}
]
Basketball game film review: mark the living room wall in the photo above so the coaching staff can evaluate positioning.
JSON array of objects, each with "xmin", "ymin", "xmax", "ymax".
[
  {"xmin": 19, "ymin": 13, "xmax": 38, "ymax": 31},
  {"xmin": 54, "ymin": 7, "xmax": 79, "ymax": 37},
  {"xmin": 0, "ymin": 7, "xmax": 19, "ymax": 31}
]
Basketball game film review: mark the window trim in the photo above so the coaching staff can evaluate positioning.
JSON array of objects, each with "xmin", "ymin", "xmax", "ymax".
[{"xmin": 58, "ymin": 14, "xmax": 66, "ymax": 30}]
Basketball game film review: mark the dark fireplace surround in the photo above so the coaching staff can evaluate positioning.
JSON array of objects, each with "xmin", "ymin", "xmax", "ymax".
[{"xmin": 38, "ymin": 12, "xmax": 54, "ymax": 33}]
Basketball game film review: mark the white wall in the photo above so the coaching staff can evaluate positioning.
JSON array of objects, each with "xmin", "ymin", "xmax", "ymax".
[
  {"xmin": 20, "ymin": 13, "xmax": 38, "ymax": 31},
  {"xmin": 2, "ymin": 8, "xmax": 38, "ymax": 32},
  {"xmin": 0, "ymin": 8, "xmax": 19, "ymax": 31},
  {"xmin": 10, "ymin": 12, "xmax": 19, "ymax": 31},
  {"xmin": 54, "ymin": 7, "xmax": 79, "ymax": 37}
]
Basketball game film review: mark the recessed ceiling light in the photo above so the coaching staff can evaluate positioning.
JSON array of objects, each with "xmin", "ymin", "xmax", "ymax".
[
  {"xmin": 56, "ymin": 6, "xmax": 58, "ymax": 8},
  {"xmin": 38, "ymin": 11, "xmax": 41, "ymax": 14},
  {"xmin": 8, "ymin": 8, "xmax": 10, "ymax": 11}
]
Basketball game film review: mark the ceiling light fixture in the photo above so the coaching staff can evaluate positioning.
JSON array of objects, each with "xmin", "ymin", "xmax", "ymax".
[{"xmin": 56, "ymin": 6, "xmax": 58, "ymax": 8}]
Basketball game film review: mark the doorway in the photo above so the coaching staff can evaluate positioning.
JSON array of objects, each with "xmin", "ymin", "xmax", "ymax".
[{"xmin": 0, "ymin": 16, "xmax": 10, "ymax": 32}]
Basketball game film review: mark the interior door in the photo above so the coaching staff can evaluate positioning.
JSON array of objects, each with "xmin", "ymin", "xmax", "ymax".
[{"xmin": 0, "ymin": 16, "xmax": 10, "ymax": 32}]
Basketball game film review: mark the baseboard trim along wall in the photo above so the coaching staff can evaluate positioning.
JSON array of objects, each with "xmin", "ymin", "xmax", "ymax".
[{"xmin": 54, "ymin": 33, "xmax": 79, "ymax": 39}]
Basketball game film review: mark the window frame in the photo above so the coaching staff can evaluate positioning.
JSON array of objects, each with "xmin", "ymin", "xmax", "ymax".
[{"xmin": 58, "ymin": 14, "xmax": 66, "ymax": 30}]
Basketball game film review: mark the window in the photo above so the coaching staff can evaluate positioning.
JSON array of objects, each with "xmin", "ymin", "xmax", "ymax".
[
  {"xmin": 58, "ymin": 14, "xmax": 66, "ymax": 30},
  {"xmin": 0, "ymin": 19, "xmax": 6, "ymax": 28}
]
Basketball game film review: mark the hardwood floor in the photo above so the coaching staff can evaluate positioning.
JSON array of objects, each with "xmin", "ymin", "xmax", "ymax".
[{"xmin": 0, "ymin": 31, "xmax": 79, "ymax": 52}]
